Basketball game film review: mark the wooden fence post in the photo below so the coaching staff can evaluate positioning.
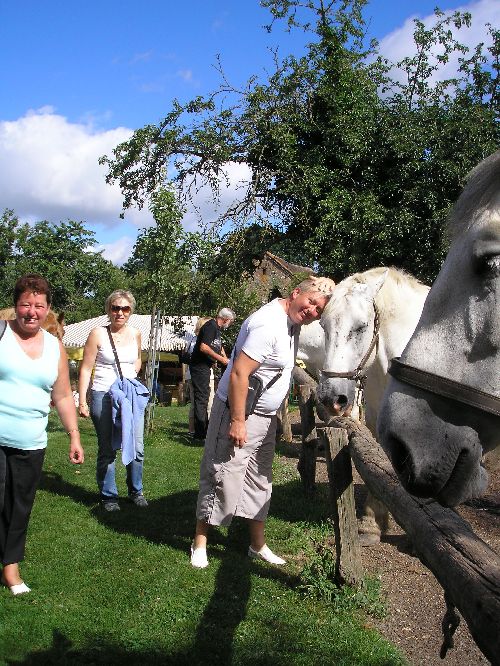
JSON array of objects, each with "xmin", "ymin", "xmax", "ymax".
[
  {"xmin": 278, "ymin": 399, "xmax": 293, "ymax": 443},
  {"xmin": 297, "ymin": 384, "xmax": 317, "ymax": 496},
  {"xmin": 177, "ymin": 381, "xmax": 186, "ymax": 406},
  {"xmin": 320, "ymin": 426, "xmax": 363, "ymax": 588}
]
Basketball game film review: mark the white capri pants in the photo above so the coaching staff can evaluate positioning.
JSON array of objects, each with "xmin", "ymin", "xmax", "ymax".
[{"xmin": 196, "ymin": 395, "xmax": 277, "ymax": 526}]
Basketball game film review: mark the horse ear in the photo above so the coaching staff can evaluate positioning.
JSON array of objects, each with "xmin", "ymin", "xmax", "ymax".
[
  {"xmin": 58, "ymin": 312, "xmax": 65, "ymax": 325},
  {"xmin": 367, "ymin": 268, "xmax": 389, "ymax": 300}
]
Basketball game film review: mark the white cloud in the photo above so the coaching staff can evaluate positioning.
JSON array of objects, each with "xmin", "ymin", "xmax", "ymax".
[
  {"xmin": 94, "ymin": 236, "xmax": 136, "ymax": 266},
  {"xmin": 0, "ymin": 108, "xmax": 255, "ymax": 263},
  {"xmin": 130, "ymin": 50, "xmax": 153, "ymax": 65},
  {"xmin": 378, "ymin": 0, "xmax": 499, "ymax": 83},
  {"xmin": 181, "ymin": 161, "xmax": 254, "ymax": 231},
  {"xmin": 0, "ymin": 108, "xmax": 153, "ymax": 230},
  {"xmin": 177, "ymin": 69, "xmax": 194, "ymax": 82}
]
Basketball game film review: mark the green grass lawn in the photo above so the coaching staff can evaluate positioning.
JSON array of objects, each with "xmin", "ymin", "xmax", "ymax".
[{"xmin": 1, "ymin": 406, "xmax": 406, "ymax": 666}]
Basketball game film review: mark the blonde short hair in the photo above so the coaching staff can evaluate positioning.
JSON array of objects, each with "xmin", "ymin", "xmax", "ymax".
[
  {"xmin": 194, "ymin": 316, "xmax": 211, "ymax": 335},
  {"xmin": 294, "ymin": 276, "xmax": 336, "ymax": 297},
  {"xmin": 105, "ymin": 290, "xmax": 136, "ymax": 315}
]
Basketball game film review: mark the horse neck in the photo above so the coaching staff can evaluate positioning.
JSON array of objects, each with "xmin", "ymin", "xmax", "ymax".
[
  {"xmin": 364, "ymin": 286, "xmax": 428, "ymax": 401},
  {"xmin": 375, "ymin": 283, "xmax": 429, "ymax": 367}
]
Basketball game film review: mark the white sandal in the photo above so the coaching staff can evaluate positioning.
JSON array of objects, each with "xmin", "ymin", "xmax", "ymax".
[
  {"xmin": 190, "ymin": 543, "xmax": 209, "ymax": 569},
  {"xmin": 6, "ymin": 582, "xmax": 31, "ymax": 596},
  {"xmin": 248, "ymin": 545, "xmax": 286, "ymax": 565}
]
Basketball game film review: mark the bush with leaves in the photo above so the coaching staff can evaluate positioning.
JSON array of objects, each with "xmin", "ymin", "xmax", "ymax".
[{"xmin": 102, "ymin": 0, "xmax": 498, "ymax": 283}]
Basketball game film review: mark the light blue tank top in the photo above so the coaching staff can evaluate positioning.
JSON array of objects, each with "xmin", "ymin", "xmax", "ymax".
[{"xmin": 0, "ymin": 324, "xmax": 60, "ymax": 450}]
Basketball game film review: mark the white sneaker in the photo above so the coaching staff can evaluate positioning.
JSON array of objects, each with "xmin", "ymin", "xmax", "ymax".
[
  {"xmin": 248, "ymin": 545, "xmax": 286, "ymax": 565},
  {"xmin": 190, "ymin": 543, "xmax": 209, "ymax": 569}
]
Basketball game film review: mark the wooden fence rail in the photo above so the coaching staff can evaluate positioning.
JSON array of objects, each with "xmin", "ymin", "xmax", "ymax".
[{"xmin": 327, "ymin": 416, "xmax": 500, "ymax": 666}]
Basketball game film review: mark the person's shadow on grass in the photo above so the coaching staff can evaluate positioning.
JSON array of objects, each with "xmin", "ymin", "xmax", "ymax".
[
  {"xmin": 40, "ymin": 469, "xmax": 200, "ymax": 554},
  {"xmin": 35, "ymin": 473, "xmax": 302, "ymax": 665}
]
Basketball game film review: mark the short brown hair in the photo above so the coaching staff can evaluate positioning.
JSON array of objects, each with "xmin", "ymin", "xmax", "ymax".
[{"xmin": 13, "ymin": 274, "xmax": 52, "ymax": 306}]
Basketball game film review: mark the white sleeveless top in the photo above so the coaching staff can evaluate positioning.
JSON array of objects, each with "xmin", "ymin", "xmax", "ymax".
[{"xmin": 91, "ymin": 327, "xmax": 138, "ymax": 391}]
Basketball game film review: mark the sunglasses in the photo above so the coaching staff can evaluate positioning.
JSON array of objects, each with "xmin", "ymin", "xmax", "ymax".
[{"xmin": 111, "ymin": 305, "xmax": 131, "ymax": 314}]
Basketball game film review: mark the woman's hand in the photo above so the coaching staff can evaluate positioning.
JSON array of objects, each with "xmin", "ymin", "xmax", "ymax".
[
  {"xmin": 69, "ymin": 437, "xmax": 85, "ymax": 464},
  {"xmin": 78, "ymin": 402, "xmax": 90, "ymax": 418}
]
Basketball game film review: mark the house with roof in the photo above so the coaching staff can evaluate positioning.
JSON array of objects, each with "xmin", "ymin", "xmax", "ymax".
[
  {"xmin": 63, "ymin": 314, "xmax": 196, "ymax": 361},
  {"xmin": 248, "ymin": 251, "xmax": 315, "ymax": 303}
]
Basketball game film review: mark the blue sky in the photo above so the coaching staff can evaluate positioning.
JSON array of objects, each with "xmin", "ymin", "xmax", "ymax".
[{"xmin": 1, "ymin": 0, "xmax": 498, "ymax": 264}]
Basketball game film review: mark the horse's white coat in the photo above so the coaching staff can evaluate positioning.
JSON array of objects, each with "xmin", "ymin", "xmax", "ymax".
[
  {"xmin": 297, "ymin": 320, "xmax": 326, "ymax": 380},
  {"xmin": 316, "ymin": 267, "xmax": 429, "ymax": 434},
  {"xmin": 378, "ymin": 149, "xmax": 500, "ymax": 506}
]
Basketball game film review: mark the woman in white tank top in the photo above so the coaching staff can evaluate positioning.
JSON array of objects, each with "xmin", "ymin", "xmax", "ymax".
[
  {"xmin": 0, "ymin": 274, "xmax": 84, "ymax": 596},
  {"xmin": 78, "ymin": 290, "xmax": 147, "ymax": 511}
]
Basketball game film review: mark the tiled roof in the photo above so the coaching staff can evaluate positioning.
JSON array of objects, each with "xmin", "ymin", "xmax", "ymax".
[
  {"xmin": 264, "ymin": 252, "xmax": 315, "ymax": 277},
  {"xmin": 63, "ymin": 314, "xmax": 197, "ymax": 351}
]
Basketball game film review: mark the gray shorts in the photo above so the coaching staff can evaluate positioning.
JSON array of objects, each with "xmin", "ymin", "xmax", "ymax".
[{"xmin": 196, "ymin": 395, "xmax": 277, "ymax": 526}]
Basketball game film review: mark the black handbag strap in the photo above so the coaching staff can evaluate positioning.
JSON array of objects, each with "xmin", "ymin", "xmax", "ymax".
[
  {"xmin": 261, "ymin": 370, "xmax": 282, "ymax": 394},
  {"xmin": 0, "ymin": 319, "xmax": 7, "ymax": 342},
  {"xmin": 106, "ymin": 325, "xmax": 123, "ymax": 381},
  {"xmin": 230, "ymin": 345, "xmax": 283, "ymax": 395}
]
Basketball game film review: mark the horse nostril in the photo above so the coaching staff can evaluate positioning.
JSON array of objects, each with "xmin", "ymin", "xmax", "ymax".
[
  {"xmin": 388, "ymin": 436, "xmax": 412, "ymax": 478},
  {"xmin": 388, "ymin": 436, "xmax": 428, "ymax": 497},
  {"xmin": 336, "ymin": 395, "xmax": 348, "ymax": 407}
]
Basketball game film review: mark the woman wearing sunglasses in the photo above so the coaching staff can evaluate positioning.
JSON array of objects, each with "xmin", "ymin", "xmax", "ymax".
[{"xmin": 78, "ymin": 290, "xmax": 147, "ymax": 511}]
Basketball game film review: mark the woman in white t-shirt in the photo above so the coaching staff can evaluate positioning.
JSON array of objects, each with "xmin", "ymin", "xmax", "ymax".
[{"xmin": 78, "ymin": 290, "xmax": 145, "ymax": 512}]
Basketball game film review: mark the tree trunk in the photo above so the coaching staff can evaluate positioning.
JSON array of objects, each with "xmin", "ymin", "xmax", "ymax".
[
  {"xmin": 328, "ymin": 417, "xmax": 500, "ymax": 666},
  {"xmin": 320, "ymin": 427, "xmax": 363, "ymax": 587}
]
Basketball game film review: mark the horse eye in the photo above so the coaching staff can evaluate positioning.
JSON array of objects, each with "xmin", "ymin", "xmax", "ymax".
[
  {"xmin": 483, "ymin": 255, "xmax": 500, "ymax": 277},
  {"xmin": 472, "ymin": 233, "xmax": 500, "ymax": 278},
  {"xmin": 473, "ymin": 252, "xmax": 500, "ymax": 278}
]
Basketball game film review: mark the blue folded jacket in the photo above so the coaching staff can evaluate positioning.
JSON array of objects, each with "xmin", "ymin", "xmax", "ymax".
[{"xmin": 108, "ymin": 377, "xmax": 150, "ymax": 465}]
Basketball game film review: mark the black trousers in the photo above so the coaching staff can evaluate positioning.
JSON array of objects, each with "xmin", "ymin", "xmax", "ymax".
[
  {"xmin": 189, "ymin": 364, "xmax": 212, "ymax": 439},
  {"xmin": 0, "ymin": 446, "xmax": 45, "ymax": 565}
]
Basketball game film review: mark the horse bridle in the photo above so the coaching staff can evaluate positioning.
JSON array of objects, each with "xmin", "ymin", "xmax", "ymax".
[
  {"xmin": 388, "ymin": 357, "xmax": 500, "ymax": 417},
  {"xmin": 321, "ymin": 302, "xmax": 380, "ymax": 384}
]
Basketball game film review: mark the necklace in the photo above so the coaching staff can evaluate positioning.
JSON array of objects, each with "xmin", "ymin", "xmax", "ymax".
[{"xmin": 110, "ymin": 325, "xmax": 129, "ymax": 342}]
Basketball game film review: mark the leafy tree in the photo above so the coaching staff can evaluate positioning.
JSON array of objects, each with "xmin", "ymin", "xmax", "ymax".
[
  {"xmin": 0, "ymin": 211, "xmax": 129, "ymax": 322},
  {"xmin": 124, "ymin": 189, "xmax": 261, "ymax": 332},
  {"xmin": 102, "ymin": 0, "xmax": 498, "ymax": 284},
  {"xmin": 0, "ymin": 209, "xmax": 22, "ymax": 304},
  {"xmin": 123, "ymin": 188, "xmax": 191, "ymax": 313}
]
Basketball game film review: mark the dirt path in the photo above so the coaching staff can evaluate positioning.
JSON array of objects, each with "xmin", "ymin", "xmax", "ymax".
[{"xmin": 280, "ymin": 421, "xmax": 499, "ymax": 665}]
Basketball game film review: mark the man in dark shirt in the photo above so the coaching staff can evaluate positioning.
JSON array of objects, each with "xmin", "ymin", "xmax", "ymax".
[{"xmin": 189, "ymin": 308, "xmax": 235, "ymax": 440}]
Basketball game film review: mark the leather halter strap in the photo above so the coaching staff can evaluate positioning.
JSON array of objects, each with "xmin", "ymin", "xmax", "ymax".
[
  {"xmin": 388, "ymin": 357, "xmax": 500, "ymax": 417},
  {"xmin": 321, "ymin": 303, "xmax": 380, "ymax": 381}
]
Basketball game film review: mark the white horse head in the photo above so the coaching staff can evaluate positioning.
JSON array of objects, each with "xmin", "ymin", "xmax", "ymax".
[
  {"xmin": 297, "ymin": 319, "xmax": 326, "ymax": 380},
  {"xmin": 316, "ymin": 267, "xmax": 429, "ymax": 434},
  {"xmin": 378, "ymin": 149, "xmax": 500, "ymax": 506}
]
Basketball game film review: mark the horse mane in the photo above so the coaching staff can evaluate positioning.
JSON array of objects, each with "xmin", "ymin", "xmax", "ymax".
[
  {"xmin": 448, "ymin": 149, "xmax": 500, "ymax": 240},
  {"xmin": 341, "ymin": 266, "xmax": 428, "ymax": 318}
]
